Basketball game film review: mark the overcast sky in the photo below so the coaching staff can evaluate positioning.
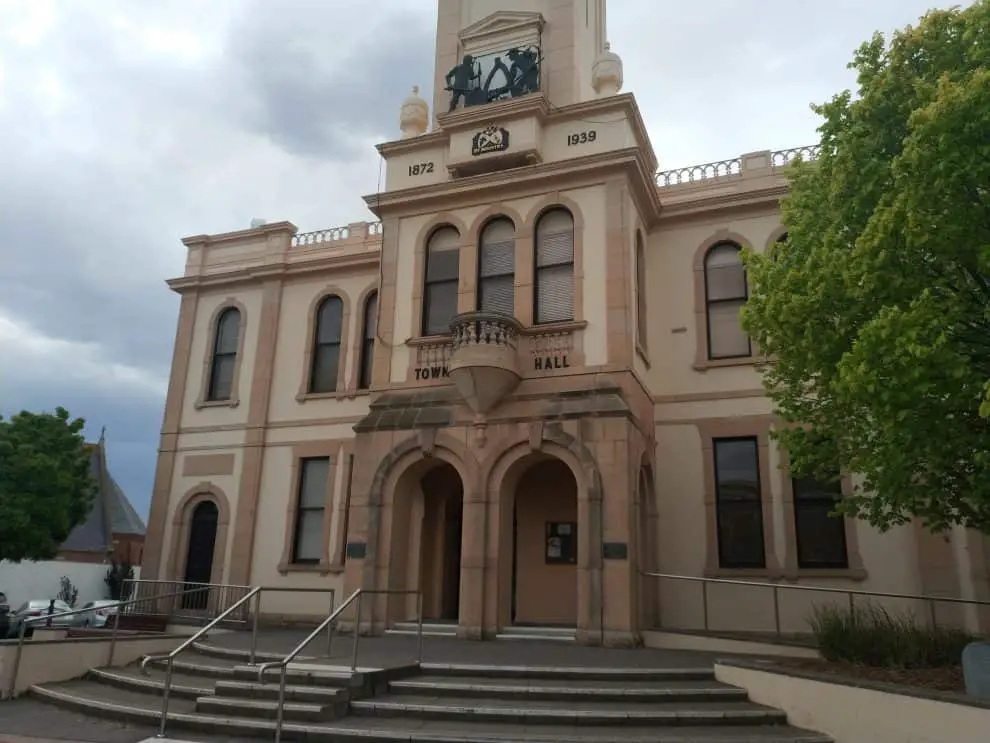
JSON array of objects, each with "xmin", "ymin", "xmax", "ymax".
[{"xmin": 0, "ymin": 0, "xmax": 963, "ymax": 520}]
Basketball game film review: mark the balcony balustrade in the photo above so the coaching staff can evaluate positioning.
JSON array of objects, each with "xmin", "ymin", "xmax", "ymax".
[{"xmin": 447, "ymin": 311, "xmax": 522, "ymax": 415}]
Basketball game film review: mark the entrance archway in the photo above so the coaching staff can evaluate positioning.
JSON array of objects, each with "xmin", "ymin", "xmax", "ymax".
[
  {"xmin": 182, "ymin": 500, "xmax": 218, "ymax": 610},
  {"xmin": 510, "ymin": 457, "xmax": 578, "ymax": 626},
  {"xmin": 388, "ymin": 460, "xmax": 464, "ymax": 624}
]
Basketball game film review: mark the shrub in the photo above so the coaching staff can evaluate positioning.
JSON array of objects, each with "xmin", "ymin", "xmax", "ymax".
[
  {"xmin": 105, "ymin": 560, "xmax": 135, "ymax": 601},
  {"xmin": 809, "ymin": 602, "xmax": 976, "ymax": 669},
  {"xmin": 57, "ymin": 576, "xmax": 78, "ymax": 608}
]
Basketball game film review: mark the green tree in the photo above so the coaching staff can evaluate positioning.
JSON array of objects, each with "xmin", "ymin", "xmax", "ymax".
[
  {"xmin": 0, "ymin": 408, "xmax": 97, "ymax": 561},
  {"xmin": 742, "ymin": 2, "xmax": 990, "ymax": 534}
]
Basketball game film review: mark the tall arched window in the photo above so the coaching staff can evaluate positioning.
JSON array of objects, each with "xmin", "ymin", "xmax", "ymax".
[
  {"xmin": 207, "ymin": 307, "xmax": 240, "ymax": 401},
  {"xmin": 635, "ymin": 232, "xmax": 648, "ymax": 351},
  {"xmin": 358, "ymin": 291, "xmax": 378, "ymax": 390},
  {"xmin": 534, "ymin": 208, "xmax": 575, "ymax": 324},
  {"xmin": 422, "ymin": 226, "xmax": 460, "ymax": 336},
  {"xmin": 704, "ymin": 242, "xmax": 750, "ymax": 359},
  {"xmin": 310, "ymin": 295, "xmax": 343, "ymax": 393},
  {"xmin": 477, "ymin": 217, "xmax": 515, "ymax": 315}
]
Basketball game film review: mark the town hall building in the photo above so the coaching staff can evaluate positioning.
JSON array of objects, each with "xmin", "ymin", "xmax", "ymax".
[{"xmin": 139, "ymin": 0, "xmax": 990, "ymax": 645}]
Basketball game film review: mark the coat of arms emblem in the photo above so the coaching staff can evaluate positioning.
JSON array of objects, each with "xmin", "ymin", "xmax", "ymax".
[{"xmin": 471, "ymin": 124, "xmax": 510, "ymax": 156}]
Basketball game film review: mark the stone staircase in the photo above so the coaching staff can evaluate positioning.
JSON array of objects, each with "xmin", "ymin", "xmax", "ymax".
[
  {"xmin": 27, "ymin": 639, "xmax": 833, "ymax": 742},
  {"xmin": 387, "ymin": 621, "xmax": 578, "ymax": 642}
]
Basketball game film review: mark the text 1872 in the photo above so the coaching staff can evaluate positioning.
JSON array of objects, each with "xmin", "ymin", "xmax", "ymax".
[
  {"xmin": 566, "ymin": 131, "xmax": 597, "ymax": 146},
  {"xmin": 408, "ymin": 162, "xmax": 435, "ymax": 176}
]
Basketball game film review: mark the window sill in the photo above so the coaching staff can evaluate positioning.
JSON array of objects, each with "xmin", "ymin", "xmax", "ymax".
[
  {"xmin": 295, "ymin": 390, "xmax": 369, "ymax": 403},
  {"xmin": 522, "ymin": 320, "xmax": 589, "ymax": 335},
  {"xmin": 782, "ymin": 567, "xmax": 868, "ymax": 582},
  {"xmin": 195, "ymin": 398, "xmax": 240, "ymax": 410},
  {"xmin": 277, "ymin": 562, "xmax": 345, "ymax": 576},
  {"xmin": 704, "ymin": 568, "xmax": 784, "ymax": 580}
]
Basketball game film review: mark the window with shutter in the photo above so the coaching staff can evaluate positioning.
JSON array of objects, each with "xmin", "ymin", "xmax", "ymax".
[
  {"xmin": 310, "ymin": 295, "xmax": 343, "ymax": 393},
  {"xmin": 422, "ymin": 226, "xmax": 461, "ymax": 336},
  {"xmin": 292, "ymin": 457, "xmax": 330, "ymax": 563},
  {"xmin": 713, "ymin": 437, "xmax": 766, "ymax": 569},
  {"xmin": 358, "ymin": 291, "xmax": 377, "ymax": 390},
  {"xmin": 207, "ymin": 307, "xmax": 240, "ymax": 401},
  {"xmin": 477, "ymin": 217, "xmax": 515, "ymax": 316},
  {"xmin": 704, "ymin": 242, "xmax": 751, "ymax": 359},
  {"xmin": 535, "ymin": 208, "xmax": 575, "ymax": 324},
  {"xmin": 635, "ymin": 233, "xmax": 648, "ymax": 350}
]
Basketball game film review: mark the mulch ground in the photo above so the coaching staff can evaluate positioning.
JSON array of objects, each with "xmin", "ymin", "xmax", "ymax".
[{"xmin": 773, "ymin": 657, "xmax": 965, "ymax": 693}]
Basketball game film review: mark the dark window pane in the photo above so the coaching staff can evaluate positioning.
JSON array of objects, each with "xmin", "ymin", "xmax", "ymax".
[
  {"xmin": 424, "ymin": 280, "xmax": 458, "ymax": 335},
  {"xmin": 359, "ymin": 338, "xmax": 375, "ymax": 389},
  {"xmin": 293, "ymin": 509, "xmax": 324, "ymax": 563},
  {"xmin": 316, "ymin": 296, "xmax": 343, "ymax": 344},
  {"xmin": 795, "ymin": 501, "xmax": 849, "ymax": 568},
  {"xmin": 426, "ymin": 245, "xmax": 460, "ymax": 282},
  {"xmin": 293, "ymin": 457, "xmax": 330, "ymax": 563},
  {"xmin": 714, "ymin": 438, "xmax": 765, "ymax": 568},
  {"xmin": 363, "ymin": 293, "xmax": 378, "ymax": 339},
  {"xmin": 299, "ymin": 458, "xmax": 330, "ymax": 508},
  {"xmin": 208, "ymin": 353, "xmax": 235, "ymax": 401},
  {"xmin": 215, "ymin": 309, "xmax": 240, "ymax": 354},
  {"xmin": 708, "ymin": 300, "xmax": 751, "ymax": 358},
  {"xmin": 310, "ymin": 343, "xmax": 340, "ymax": 393},
  {"xmin": 536, "ymin": 209, "xmax": 574, "ymax": 266}
]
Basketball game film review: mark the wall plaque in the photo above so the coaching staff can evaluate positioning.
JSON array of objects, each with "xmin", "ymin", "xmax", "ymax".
[
  {"xmin": 602, "ymin": 542, "xmax": 628, "ymax": 560},
  {"xmin": 345, "ymin": 542, "xmax": 367, "ymax": 560},
  {"xmin": 471, "ymin": 124, "xmax": 510, "ymax": 156}
]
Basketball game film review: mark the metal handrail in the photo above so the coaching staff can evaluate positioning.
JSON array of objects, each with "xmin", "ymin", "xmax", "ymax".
[
  {"xmin": 258, "ymin": 588, "xmax": 423, "ymax": 743},
  {"xmin": 142, "ymin": 585, "xmax": 336, "ymax": 739},
  {"xmin": 643, "ymin": 571, "xmax": 990, "ymax": 638},
  {"xmin": 5, "ymin": 583, "xmax": 219, "ymax": 699}
]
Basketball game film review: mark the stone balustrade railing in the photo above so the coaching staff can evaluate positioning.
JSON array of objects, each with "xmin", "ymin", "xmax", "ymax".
[
  {"xmin": 291, "ymin": 221, "xmax": 383, "ymax": 247},
  {"xmin": 656, "ymin": 144, "xmax": 821, "ymax": 187},
  {"xmin": 450, "ymin": 311, "xmax": 522, "ymax": 352}
]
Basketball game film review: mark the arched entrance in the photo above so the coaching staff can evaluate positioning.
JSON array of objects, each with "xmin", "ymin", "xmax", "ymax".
[
  {"xmin": 508, "ymin": 456, "xmax": 579, "ymax": 626},
  {"xmin": 182, "ymin": 500, "xmax": 218, "ymax": 610},
  {"xmin": 387, "ymin": 460, "xmax": 464, "ymax": 624}
]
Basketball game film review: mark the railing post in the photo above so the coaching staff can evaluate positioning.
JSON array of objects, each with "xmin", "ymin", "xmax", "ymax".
[
  {"xmin": 107, "ymin": 608, "xmax": 122, "ymax": 667},
  {"xmin": 249, "ymin": 590, "xmax": 261, "ymax": 665},
  {"xmin": 702, "ymin": 581, "xmax": 709, "ymax": 631},
  {"xmin": 7, "ymin": 621, "xmax": 28, "ymax": 699},
  {"xmin": 157, "ymin": 656, "xmax": 174, "ymax": 738},
  {"xmin": 274, "ymin": 666, "xmax": 288, "ymax": 743},
  {"xmin": 351, "ymin": 592, "xmax": 363, "ymax": 672},
  {"xmin": 772, "ymin": 584, "xmax": 781, "ymax": 640},
  {"xmin": 417, "ymin": 591, "xmax": 424, "ymax": 665}
]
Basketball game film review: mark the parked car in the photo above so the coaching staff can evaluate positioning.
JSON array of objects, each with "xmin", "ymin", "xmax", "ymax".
[
  {"xmin": 6, "ymin": 599, "xmax": 76, "ymax": 638},
  {"xmin": 0, "ymin": 591, "xmax": 9, "ymax": 639},
  {"xmin": 78, "ymin": 599, "xmax": 120, "ymax": 628}
]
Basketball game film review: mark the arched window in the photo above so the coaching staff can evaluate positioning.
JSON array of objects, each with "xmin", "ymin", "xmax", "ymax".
[
  {"xmin": 635, "ymin": 232, "xmax": 648, "ymax": 350},
  {"xmin": 422, "ymin": 226, "xmax": 461, "ymax": 336},
  {"xmin": 534, "ymin": 208, "xmax": 575, "ymax": 324},
  {"xmin": 207, "ymin": 307, "xmax": 240, "ymax": 401},
  {"xmin": 477, "ymin": 217, "xmax": 515, "ymax": 315},
  {"xmin": 358, "ymin": 291, "xmax": 378, "ymax": 390},
  {"xmin": 310, "ymin": 295, "xmax": 343, "ymax": 393},
  {"xmin": 704, "ymin": 242, "xmax": 750, "ymax": 359}
]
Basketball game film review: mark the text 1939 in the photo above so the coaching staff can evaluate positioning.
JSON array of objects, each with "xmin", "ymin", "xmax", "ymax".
[{"xmin": 566, "ymin": 131, "xmax": 597, "ymax": 146}]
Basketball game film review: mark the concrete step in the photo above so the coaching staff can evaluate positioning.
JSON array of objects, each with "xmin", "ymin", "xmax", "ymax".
[
  {"xmin": 420, "ymin": 662, "xmax": 717, "ymax": 682},
  {"xmin": 386, "ymin": 621, "xmax": 457, "ymax": 637},
  {"xmin": 145, "ymin": 655, "xmax": 241, "ymax": 680},
  {"xmin": 190, "ymin": 639, "xmax": 286, "ymax": 663},
  {"xmin": 214, "ymin": 678, "xmax": 350, "ymax": 705},
  {"xmin": 350, "ymin": 694, "xmax": 788, "ymax": 726},
  {"xmin": 195, "ymin": 694, "xmax": 334, "ymax": 722},
  {"xmin": 388, "ymin": 675, "xmax": 749, "ymax": 703},
  {"xmin": 496, "ymin": 625, "xmax": 577, "ymax": 642},
  {"xmin": 29, "ymin": 679, "xmax": 835, "ymax": 742},
  {"xmin": 86, "ymin": 666, "xmax": 212, "ymax": 700}
]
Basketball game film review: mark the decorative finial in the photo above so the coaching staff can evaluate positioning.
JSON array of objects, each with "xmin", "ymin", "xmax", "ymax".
[
  {"xmin": 592, "ymin": 41, "xmax": 623, "ymax": 97},
  {"xmin": 399, "ymin": 85, "xmax": 429, "ymax": 139}
]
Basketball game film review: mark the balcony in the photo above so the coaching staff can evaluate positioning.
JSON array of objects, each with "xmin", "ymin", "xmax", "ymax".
[{"xmin": 448, "ymin": 311, "xmax": 522, "ymax": 415}]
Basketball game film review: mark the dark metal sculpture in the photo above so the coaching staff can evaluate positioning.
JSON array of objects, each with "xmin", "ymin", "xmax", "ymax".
[{"xmin": 445, "ymin": 45, "xmax": 541, "ymax": 112}]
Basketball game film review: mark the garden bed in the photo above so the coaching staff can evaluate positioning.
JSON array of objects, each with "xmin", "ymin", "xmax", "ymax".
[{"xmin": 772, "ymin": 656, "xmax": 964, "ymax": 693}]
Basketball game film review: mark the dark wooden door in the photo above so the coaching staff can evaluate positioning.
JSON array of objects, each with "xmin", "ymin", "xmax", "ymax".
[{"xmin": 182, "ymin": 501, "xmax": 218, "ymax": 610}]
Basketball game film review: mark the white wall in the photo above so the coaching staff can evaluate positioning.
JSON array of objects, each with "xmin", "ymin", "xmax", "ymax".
[{"xmin": 0, "ymin": 560, "xmax": 142, "ymax": 608}]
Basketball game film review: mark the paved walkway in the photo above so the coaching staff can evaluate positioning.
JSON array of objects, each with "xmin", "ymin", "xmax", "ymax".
[{"xmin": 205, "ymin": 629, "xmax": 730, "ymax": 668}]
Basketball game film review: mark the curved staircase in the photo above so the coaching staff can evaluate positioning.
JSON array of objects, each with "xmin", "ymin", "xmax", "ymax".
[{"xmin": 27, "ymin": 638, "xmax": 832, "ymax": 742}]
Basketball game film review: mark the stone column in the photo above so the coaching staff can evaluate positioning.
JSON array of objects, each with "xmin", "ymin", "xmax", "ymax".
[{"xmin": 459, "ymin": 476, "xmax": 487, "ymax": 639}]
